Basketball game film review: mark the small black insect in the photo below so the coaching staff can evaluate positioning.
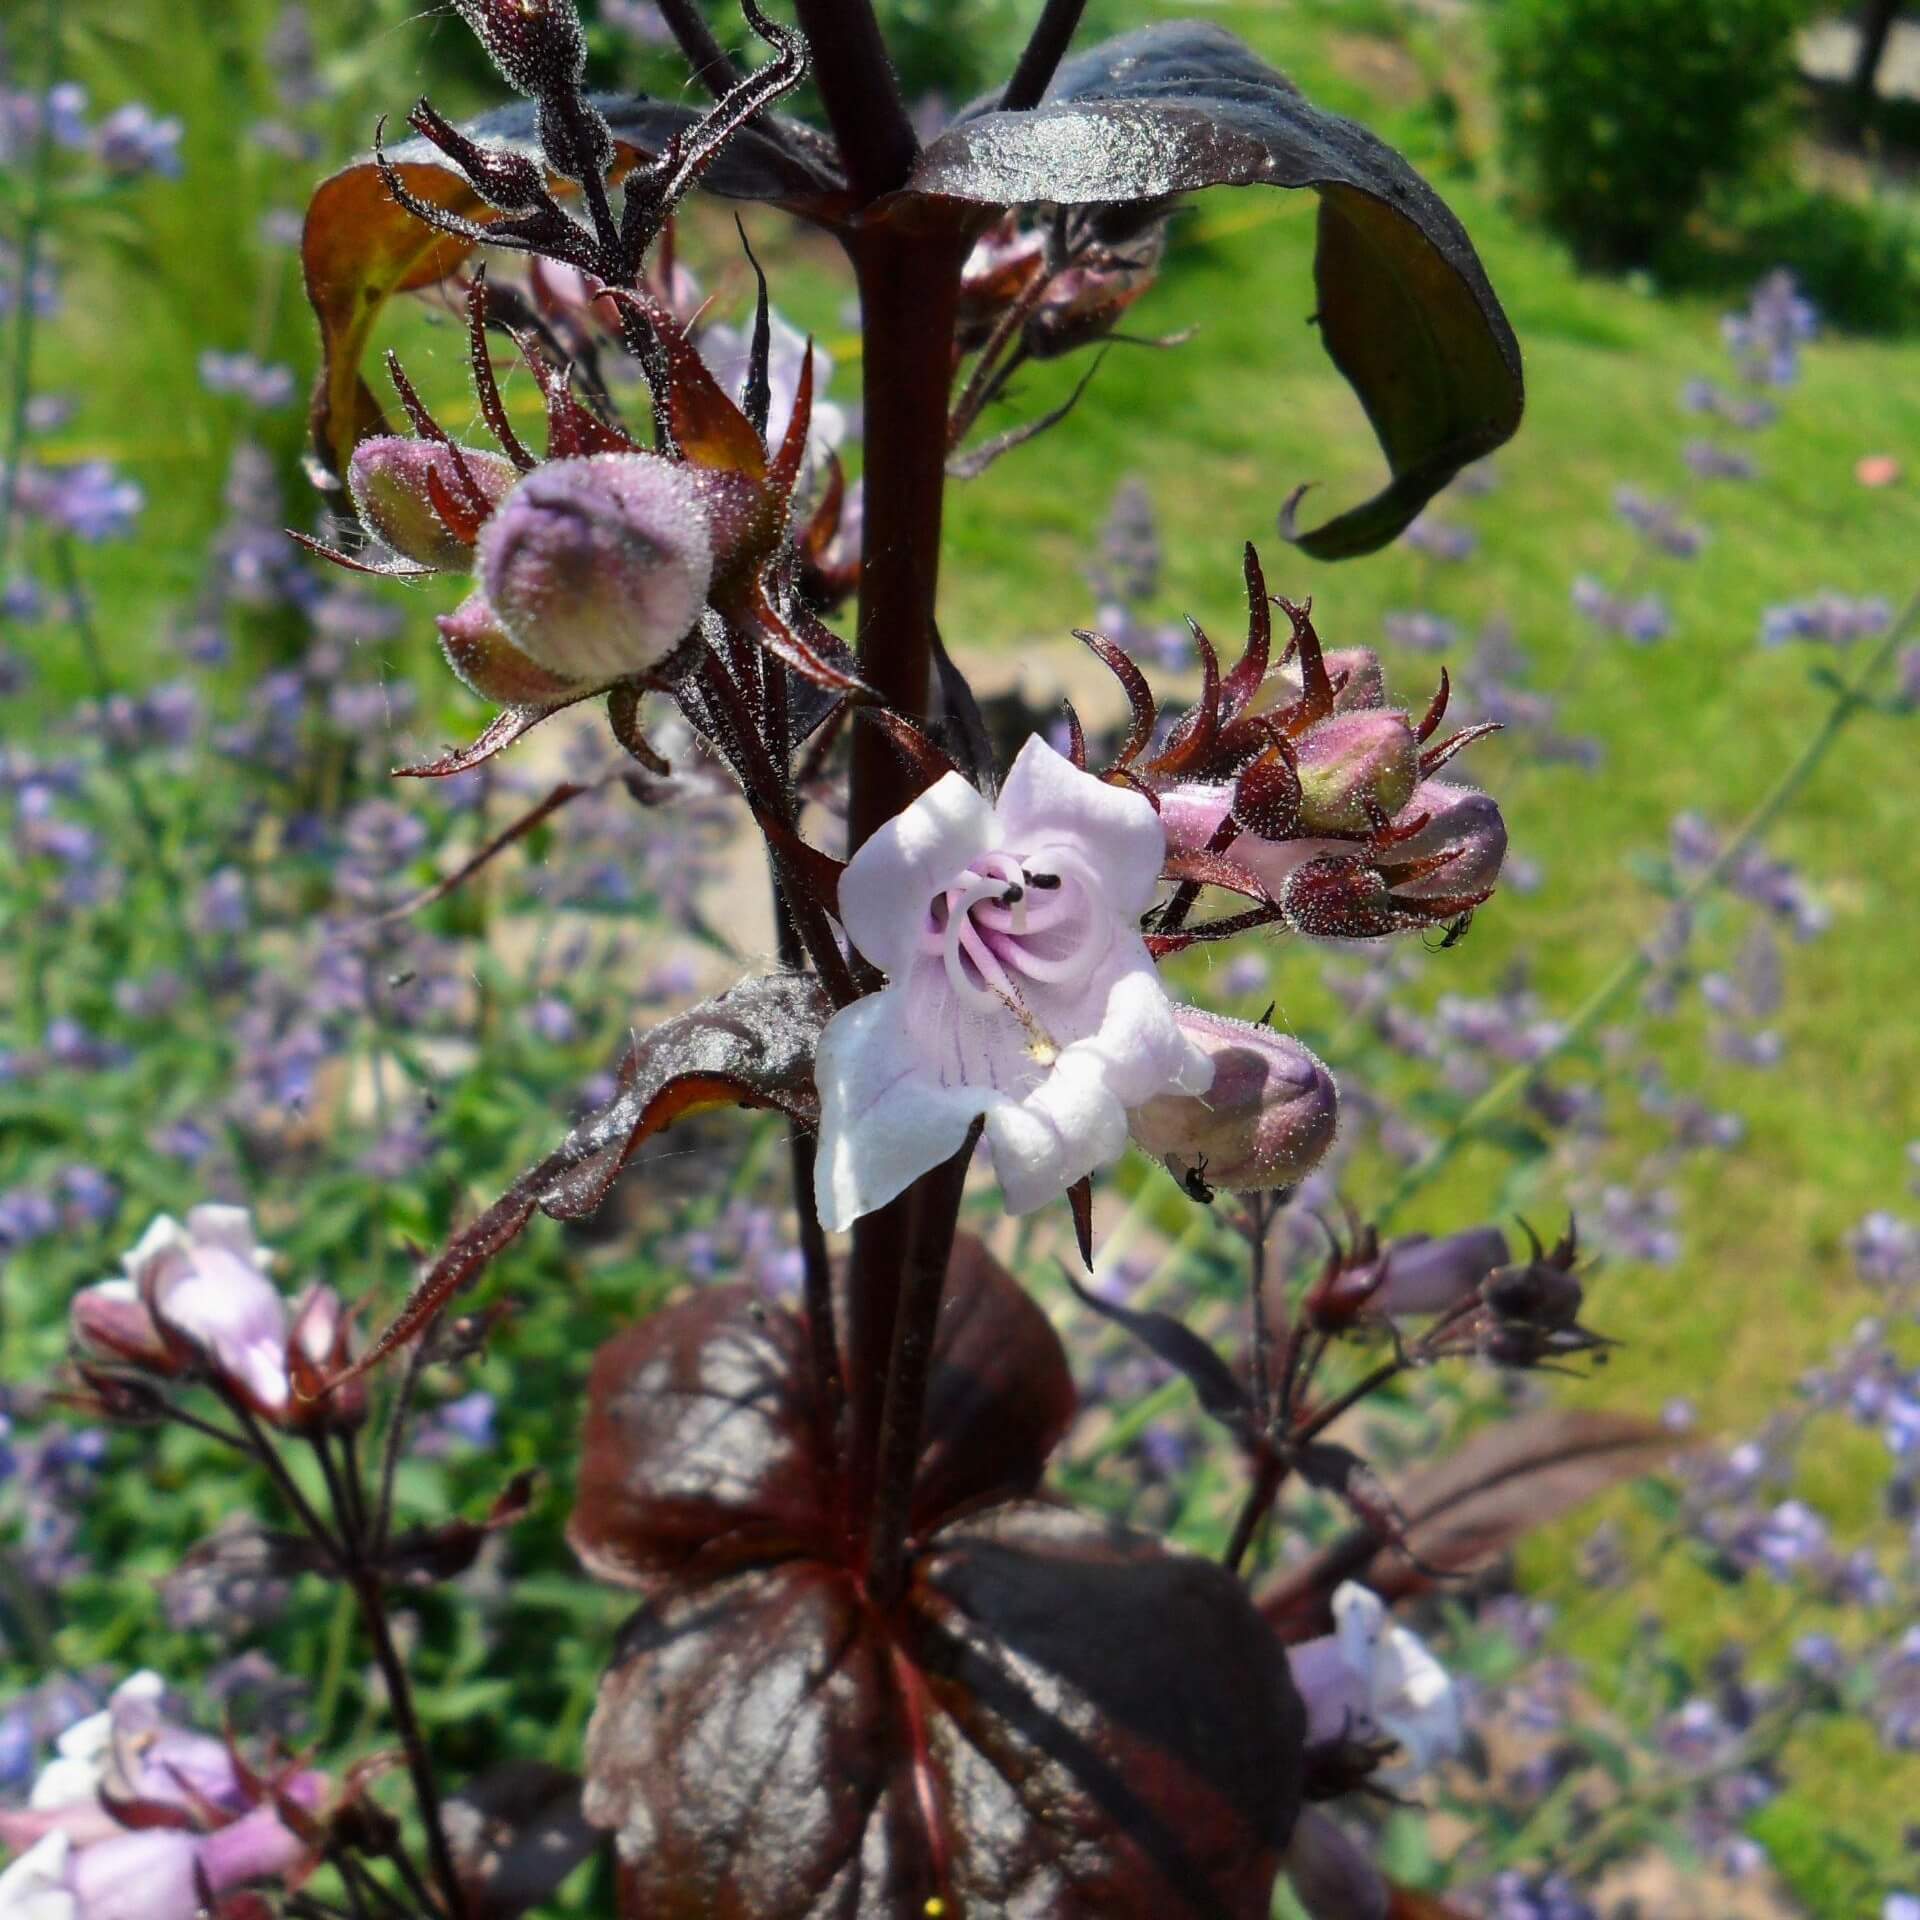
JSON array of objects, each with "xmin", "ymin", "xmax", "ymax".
[
  {"xmin": 1426, "ymin": 910, "xmax": 1475, "ymax": 953},
  {"xmin": 1181, "ymin": 1155, "xmax": 1216, "ymax": 1205}
]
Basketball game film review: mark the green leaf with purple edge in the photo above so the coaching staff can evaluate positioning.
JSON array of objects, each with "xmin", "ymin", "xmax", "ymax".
[
  {"xmin": 568, "ymin": 1238, "xmax": 1304, "ymax": 1918},
  {"xmin": 898, "ymin": 22, "xmax": 1524, "ymax": 558}
]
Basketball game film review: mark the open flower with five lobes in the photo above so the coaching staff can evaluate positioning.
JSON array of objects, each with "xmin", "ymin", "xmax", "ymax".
[
  {"xmin": 1286, "ymin": 1580, "xmax": 1464, "ymax": 1777},
  {"xmin": 814, "ymin": 735, "xmax": 1213, "ymax": 1230}
]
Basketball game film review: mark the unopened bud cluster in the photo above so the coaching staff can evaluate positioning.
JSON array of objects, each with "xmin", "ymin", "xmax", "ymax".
[{"xmin": 347, "ymin": 437, "xmax": 718, "ymax": 705}]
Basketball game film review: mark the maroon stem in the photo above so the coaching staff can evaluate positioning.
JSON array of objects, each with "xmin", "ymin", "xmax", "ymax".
[
  {"xmin": 844, "ymin": 228, "xmax": 973, "ymax": 847},
  {"xmin": 1001, "ymin": 0, "xmax": 1090, "ymax": 110},
  {"xmin": 865, "ymin": 1124, "xmax": 980, "ymax": 1606},
  {"xmin": 834, "ymin": 218, "xmax": 972, "ymax": 1533},
  {"xmin": 789, "ymin": 0, "xmax": 917, "ymax": 203}
]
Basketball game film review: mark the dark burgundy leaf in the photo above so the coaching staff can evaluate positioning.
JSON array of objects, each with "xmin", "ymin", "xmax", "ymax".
[
  {"xmin": 381, "ymin": 1468, "xmax": 541, "ymax": 1586},
  {"xmin": 446, "ymin": 1761, "xmax": 603, "ymax": 1920},
  {"xmin": 907, "ymin": 1501, "xmax": 1304, "ymax": 1917},
  {"xmin": 583, "ymin": 1502, "xmax": 1303, "ymax": 1919},
  {"xmin": 1259, "ymin": 1409, "xmax": 1677, "ymax": 1640},
  {"xmin": 1064, "ymin": 1270, "xmax": 1252, "ymax": 1434},
  {"xmin": 303, "ymin": 95, "xmax": 843, "ymax": 477},
  {"xmin": 568, "ymin": 1282, "xmax": 834, "ymax": 1591},
  {"xmin": 902, "ymin": 23, "xmax": 1522, "ymax": 556},
  {"xmin": 343, "ymin": 975, "xmax": 830, "ymax": 1381},
  {"xmin": 908, "ymin": 1234, "xmax": 1076, "ymax": 1529}
]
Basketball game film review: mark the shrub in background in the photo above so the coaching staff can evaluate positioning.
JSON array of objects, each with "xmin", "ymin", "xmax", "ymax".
[{"xmin": 1490, "ymin": 0, "xmax": 1806, "ymax": 269}]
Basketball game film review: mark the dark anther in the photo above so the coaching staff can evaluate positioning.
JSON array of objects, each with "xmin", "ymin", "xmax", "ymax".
[
  {"xmin": 1000, "ymin": 883, "xmax": 1025, "ymax": 905},
  {"xmin": 1025, "ymin": 870, "xmax": 1062, "ymax": 890}
]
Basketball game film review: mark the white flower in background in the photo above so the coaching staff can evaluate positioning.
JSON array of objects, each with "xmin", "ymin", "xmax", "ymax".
[
  {"xmin": 0, "ymin": 1673, "xmax": 325, "ymax": 1920},
  {"xmin": 698, "ymin": 309, "xmax": 848, "ymax": 466},
  {"xmin": 1286, "ymin": 1580, "xmax": 1463, "ymax": 1776},
  {"xmin": 120, "ymin": 1206, "xmax": 289, "ymax": 1415},
  {"xmin": 0, "ymin": 1833, "xmax": 77, "ymax": 1920},
  {"xmin": 814, "ymin": 735, "xmax": 1211, "ymax": 1229}
]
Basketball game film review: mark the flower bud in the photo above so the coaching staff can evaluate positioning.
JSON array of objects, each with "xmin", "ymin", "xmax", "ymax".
[
  {"xmin": 286, "ymin": 1285, "xmax": 366, "ymax": 1432},
  {"xmin": 1387, "ymin": 780, "xmax": 1507, "ymax": 899},
  {"xmin": 1294, "ymin": 710, "xmax": 1420, "ymax": 834},
  {"xmin": 436, "ymin": 593, "xmax": 586, "ymax": 706},
  {"xmin": 1485, "ymin": 1255, "xmax": 1584, "ymax": 1330},
  {"xmin": 1128, "ymin": 1008, "xmax": 1337, "ymax": 1193},
  {"xmin": 1282, "ymin": 1810, "xmax": 1389, "ymax": 1920},
  {"xmin": 477, "ymin": 453, "xmax": 714, "ymax": 686},
  {"xmin": 1371, "ymin": 1225, "xmax": 1510, "ymax": 1316},
  {"xmin": 347, "ymin": 437, "xmax": 518, "ymax": 570},
  {"xmin": 124, "ymin": 1208, "xmax": 292, "ymax": 1419},
  {"xmin": 1254, "ymin": 646, "xmax": 1385, "ymax": 715},
  {"xmin": 69, "ymin": 1278, "xmax": 179, "ymax": 1374}
]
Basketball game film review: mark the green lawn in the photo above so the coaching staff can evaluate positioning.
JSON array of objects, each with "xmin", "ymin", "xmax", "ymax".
[{"xmin": 15, "ymin": 0, "xmax": 1920, "ymax": 1909}]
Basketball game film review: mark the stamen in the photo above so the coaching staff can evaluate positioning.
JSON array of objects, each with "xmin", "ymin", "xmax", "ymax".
[{"xmin": 1024, "ymin": 869, "xmax": 1062, "ymax": 890}]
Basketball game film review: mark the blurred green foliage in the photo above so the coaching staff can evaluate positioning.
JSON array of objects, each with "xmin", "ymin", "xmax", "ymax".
[{"xmin": 1488, "ymin": 0, "xmax": 1808, "ymax": 269}]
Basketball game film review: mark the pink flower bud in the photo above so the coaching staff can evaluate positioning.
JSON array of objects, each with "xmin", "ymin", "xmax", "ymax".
[
  {"xmin": 477, "ymin": 453, "xmax": 714, "ymax": 686},
  {"xmin": 286, "ymin": 1285, "xmax": 366, "ymax": 1431},
  {"xmin": 123, "ymin": 1207, "xmax": 291, "ymax": 1418},
  {"xmin": 1254, "ymin": 646, "xmax": 1385, "ymax": 715},
  {"xmin": 347, "ymin": 437, "xmax": 518, "ymax": 570},
  {"xmin": 1369, "ymin": 1225, "xmax": 1510, "ymax": 1316},
  {"xmin": 1128, "ymin": 1007, "xmax": 1337, "ymax": 1192},
  {"xmin": 1294, "ymin": 709, "xmax": 1419, "ymax": 834},
  {"xmin": 1386, "ymin": 779, "xmax": 1507, "ymax": 899},
  {"xmin": 69, "ymin": 1279, "xmax": 177, "ymax": 1374},
  {"xmin": 436, "ymin": 593, "xmax": 586, "ymax": 707},
  {"xmin": 1283, "ymin": 1809, "xmax": 1389, "ymax": 1920}
]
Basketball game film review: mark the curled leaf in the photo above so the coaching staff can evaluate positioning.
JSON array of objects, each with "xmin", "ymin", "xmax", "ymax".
[
  {"xmin": 902, "ymin": 24, "xmax": 1522, "ymax": 556},
  {"xmin": 340, "ymin": 975, "xmax": 831, "ymax": 1382}
]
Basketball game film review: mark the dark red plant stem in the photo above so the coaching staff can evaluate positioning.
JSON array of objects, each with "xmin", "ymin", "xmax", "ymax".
[
  {"xmin": 789, "ymin": 1126, "xmax": 845, "ymax": 1458},
  {"xmin": 789, "ymin": 0, "xmax": 917, "ymax": 204},
  {"xmin": 844, "ymin": 228, "xmax": 974, "ymax": 848},
  {"xmin": 354, "ymin": 1572, "xmax": 468, "ymax": 1920},
  {"xmin": 655, "ymin": 0, "xmax": 743, "ymax": 96},
  {"xmin": 843, "ymin": 1191, "xmax": 914, "ymax": 1535},
  {"xmin": 1223, "ymin": 1451, "xmax": 1283, "ymax": 1577},
  {"xmin": 1000, "ymin": 0, "xmax": 1090, "ymax": 110},
  {"xmin": 1293, "ymin": 1358, "xmax": 1404, "ymax": 1448},
  {"xmin": 865, "ymin": 1124, "xmax": 982, "ymax": 1606},
  {"xmin": 833, "ymin": 215, "xmax": 972, "ymax": 1528},
  {"xmin": 215, "ymin": 1387, "xmax": 346, "ymax": 1570}
]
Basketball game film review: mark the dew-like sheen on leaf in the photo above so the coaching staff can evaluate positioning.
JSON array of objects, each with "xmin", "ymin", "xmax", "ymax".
[
  {"xmin": 900, "ymin": 22, "xmax": 1524, "ymax": 557},
  {"xmin": 570, "ymin": 1241, "xmax": 1304, "ymax": 1918}
]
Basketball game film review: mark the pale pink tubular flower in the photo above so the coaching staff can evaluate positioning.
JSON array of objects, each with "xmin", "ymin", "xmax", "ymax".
[
  {"xmin": 1286, "ymin": 1581, "xmax": 1463, "ymax": 1778},
  {"xmin": 814, "ymin": 736, "xmax": 1213, "ymax": 1229},
  {"xmin": 122, "ymin": 1207, "xmax": 290, "ymax": 1417},
  {"xmin": 0, "ymin": 1673, "xmax": 325, "ymax": 1920}
]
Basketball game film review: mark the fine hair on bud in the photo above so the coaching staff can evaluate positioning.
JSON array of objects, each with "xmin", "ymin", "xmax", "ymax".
[
  {"xmin": 1128, "ymin": 1006, "xmax": 1338, "ymax": 1192},
  {"xmin": 476, "ymin": 451, "xmax": 718, "ymax": 687},
  {"xmin": 347, "ymin": 437, "xmax": 518, "ymax": 570},
  {"xmin": 477, "ymin": 453, "xmax": 715, "ymax": 686},
  {"xmin": 1293, "ymin": 709, "xmax": 1420, "ymax": 834}
]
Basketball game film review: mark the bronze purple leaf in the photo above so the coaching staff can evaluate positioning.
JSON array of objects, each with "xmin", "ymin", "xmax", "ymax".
[
  {"xmin": 900, "ymin": 22, "xmax": 1523, "ymax": 558},
  {"xmin": 571, "ymin": 1239, "xmax": 1304, "ymax": 1918}
]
